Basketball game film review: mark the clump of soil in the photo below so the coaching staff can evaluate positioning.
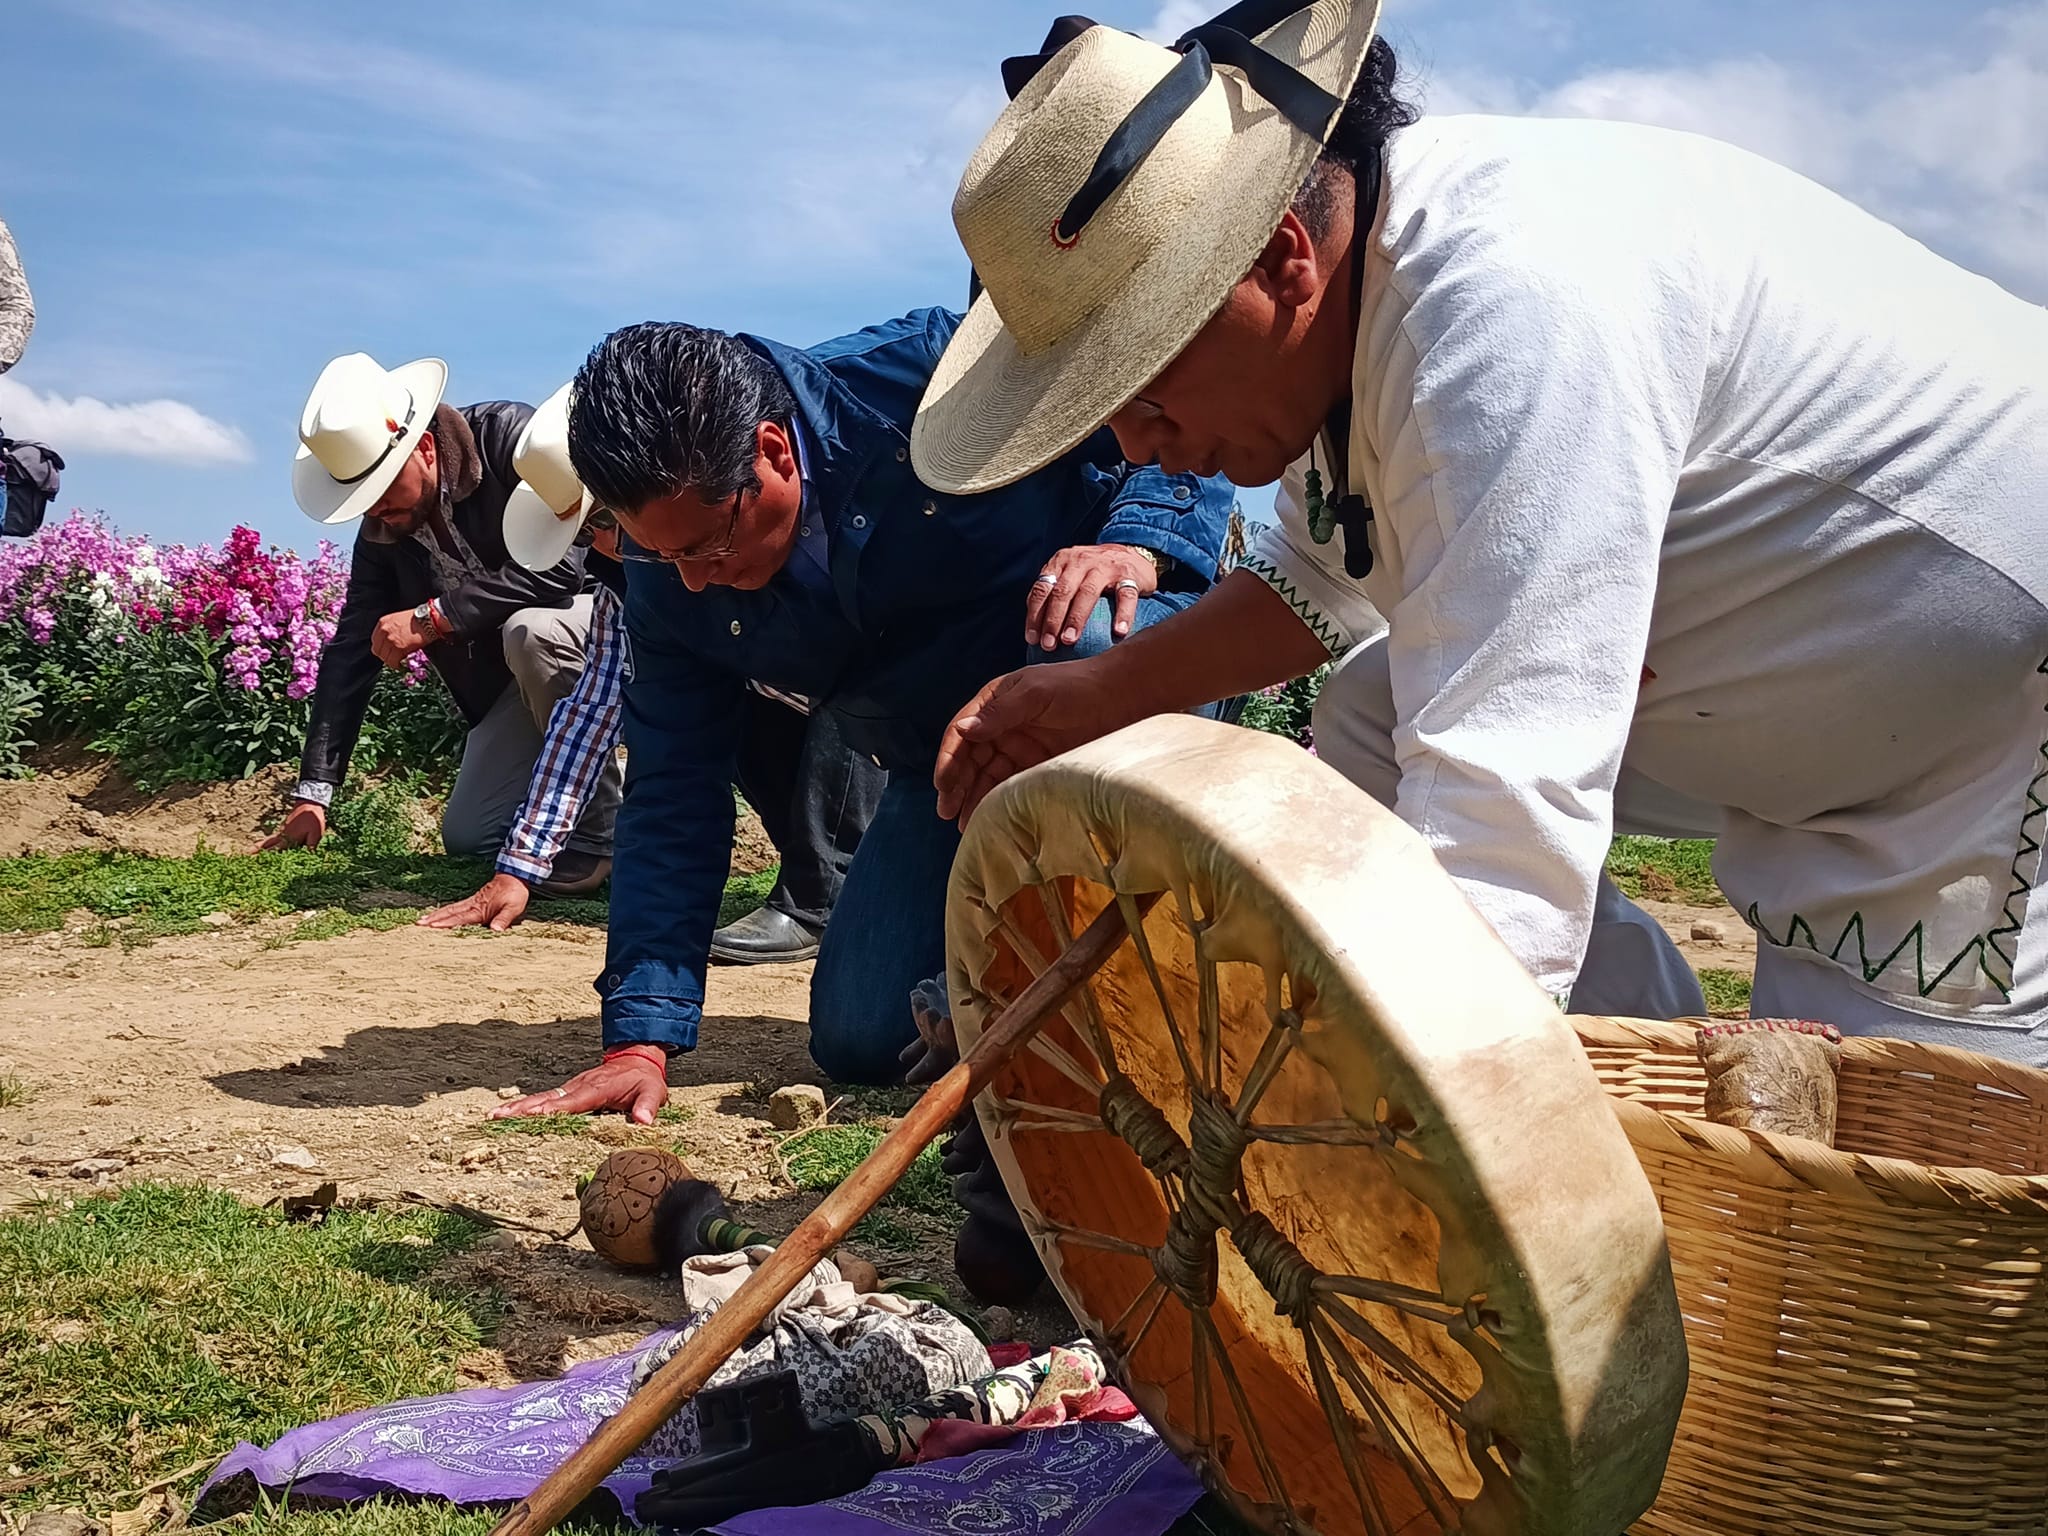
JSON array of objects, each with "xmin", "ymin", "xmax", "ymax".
[
  {"xmin": 731, "ymin": 806, "xmax": 777, "ymax": 876},
  {"xmin": 0, "ymin": 745, "xmax": 297, "ymax": 858}
]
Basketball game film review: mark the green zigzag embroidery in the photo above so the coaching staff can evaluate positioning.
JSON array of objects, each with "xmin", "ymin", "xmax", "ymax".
[
  {"xmin": 1751, "ymin": 655, "xmax": 2048, "ymax": 1003},
  {"xmin": 1240, "ymin": 555, "xmax": 1347, "ymax": 656}
]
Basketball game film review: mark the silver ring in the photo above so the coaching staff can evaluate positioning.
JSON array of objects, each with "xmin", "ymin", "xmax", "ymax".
[
  {"xmin": 1114, "ymin": 579, "xmax": 1141, "ymax": 593},
  {"xmin": 1032, "ymin": 571, "xmax": 1058, "ymax": 588}
]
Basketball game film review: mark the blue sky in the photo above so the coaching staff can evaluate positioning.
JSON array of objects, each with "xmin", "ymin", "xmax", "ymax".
[{"xmin": 3, "ymin": 0, "xmax": 2043, "ymax": 553}]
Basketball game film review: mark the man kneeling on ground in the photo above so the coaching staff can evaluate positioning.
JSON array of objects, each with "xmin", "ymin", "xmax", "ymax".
[
  {"xmin": 495, "ymin": 308, "xmax": 1235, "ymax": 1125},
  {"xmin": 259, "ymin": 354, "xmax": 618, "ymax": 886},
  {"xmin": 417, "ymin": 384, "xmax": 882, "ymax": 956}
]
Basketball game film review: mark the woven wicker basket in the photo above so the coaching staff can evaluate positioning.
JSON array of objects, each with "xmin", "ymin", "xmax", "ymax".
[{"xmin": 1574, "ymin": 1016, "xmax": 2048, "ymax": 1535}]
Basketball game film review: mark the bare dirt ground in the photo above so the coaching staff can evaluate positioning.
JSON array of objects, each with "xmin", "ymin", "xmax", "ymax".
[
  {"xmin": 0, "ymin": 917, "xmax": 871, "ymax": 1382},
  {"xmin": 0, "ymin": 747, "xmax": 303, "ymax": 858},
  {"xmin": 0, "ymin": 750, "xmax": 782, "ymax": 872},
  {"xmin": 0, "ymin": 767, "xmax": 1755, "ymax": 1382}
]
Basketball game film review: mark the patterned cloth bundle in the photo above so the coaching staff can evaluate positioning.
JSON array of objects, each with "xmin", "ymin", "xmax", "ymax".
[{"xmin": 1696, "ymin": 1018, "xmax": 1843, "ymax": 1145}]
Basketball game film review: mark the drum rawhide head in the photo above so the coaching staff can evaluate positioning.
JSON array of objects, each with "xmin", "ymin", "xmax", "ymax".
[{"xmin": 945, "ymin": 715, "xmax": 1687, "ymax": 1536}]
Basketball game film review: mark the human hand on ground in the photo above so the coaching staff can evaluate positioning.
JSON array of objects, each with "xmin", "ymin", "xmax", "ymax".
[
  {"xmin": 491, "ymin": 1046, "xmax": 669, "ymax": 1125},
  {"xmin": 418, "ymin": 873, "xmax": 532, "ymax": 932},
  {"xmin": 934, "ymin": 656, "xmax": 1137, "ymax": 826},
  {"xmin": 252, "ymin": 800, "xmax": 327, "ymax": 852},
  {"xmin": 371, "ymin": 608, "xmax": 433, "ymax": 669},
  {"xmin": 1025, "ymin": 543, "xmax": 1157, "ymax": 651}
]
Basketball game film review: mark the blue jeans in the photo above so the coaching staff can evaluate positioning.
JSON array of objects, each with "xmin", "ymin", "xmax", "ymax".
[{"xmin": 808, "ymin": 591, "xmax": 1229, "ymax": 1083}]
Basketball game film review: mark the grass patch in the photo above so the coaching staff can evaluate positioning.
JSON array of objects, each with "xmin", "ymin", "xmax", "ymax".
[
  {"xmin": 479, "ymin": 1114, "xmax": 594, "ymax": 1139},
  {"xmin": 0, "ymin": 1072, "xmax": 28, "ymax": 1110},
  {"xmin": 1698, "ymin": 967, "xmax": 1754, "ymax": 1017},
  {"xmin": 0, "ymin": 847, "xmax": 777, "ymax": 948},
  {"xmin": 481, "ymin": 1100, "xmax": 693, "ymax": 1141},
  {"xmin": 1606, "ymin": 837, "xmax": 1723, "ymax": 906},
  {"xmin": 227, "ymin": 1507, "xmax": 625, "ymax": 1536},
  {"xmin": 0, "ymin": 1183, "xmax": 492, "ymax": 1512},
  {"xmin": 783, "ymin": 1123, "xmax": 953, "ymax": 1249},
  {"xmin": 718, "ymin": 865, "xmax": 779, "ymax": 928}
]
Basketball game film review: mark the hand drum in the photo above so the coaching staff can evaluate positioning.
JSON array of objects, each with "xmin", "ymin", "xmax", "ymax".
[{"xmin": 945, "ymin": 716, "xmax": 1688, "ymax": 1536}]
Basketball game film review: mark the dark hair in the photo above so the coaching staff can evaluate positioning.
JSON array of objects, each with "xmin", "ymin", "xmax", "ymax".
[
  {"xmin": 1293, "ymin": 37, "xmax": 1419, "ymax": 240},
  {"xmin": 567, "ymin": 321, "xmax": 796, "ymax": 513}
]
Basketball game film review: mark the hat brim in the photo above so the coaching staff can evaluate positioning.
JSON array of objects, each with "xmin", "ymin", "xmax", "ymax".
[
  {"xmin": 911, "ymin": 0, "xmax": 1380, "ymax": 494},
  {"xmin": 504, "ymin": 481, "xmax": 592, "ymax": 571},
  {"xmin": 293, "ymin": 358, "xmax": 449, "ymax": 525}
]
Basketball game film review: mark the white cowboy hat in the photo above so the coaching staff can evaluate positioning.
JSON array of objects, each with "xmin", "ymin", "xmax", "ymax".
[
  {"xmin": 503, "ymin": 382, "xmax": 596, "ymax": 570},
  {"xmin": 293, "ymin": 352, "xmax": 448, "ymax": 525},
  {"xmin": 910, "ymin": 0, "xmax": 1380, "ymax": 494}
]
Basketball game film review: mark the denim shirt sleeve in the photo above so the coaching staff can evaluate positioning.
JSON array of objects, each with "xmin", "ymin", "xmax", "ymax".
[
  {"xmin": 1091, "ymin": 465, "xmax": 1236, "ymax": 583},
  {"xmin": 597, "ymin": 582, "xmax": 746, "ymax": 1054}
]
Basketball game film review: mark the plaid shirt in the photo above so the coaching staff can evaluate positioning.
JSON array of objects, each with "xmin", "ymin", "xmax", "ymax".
[{"xmin": 496, "ymin": 582, "xmax": 625, "ymax": 883}]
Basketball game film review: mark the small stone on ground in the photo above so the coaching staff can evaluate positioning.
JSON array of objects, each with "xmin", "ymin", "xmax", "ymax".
[
  {"xmin": 270, "ymin": 1144, "xmax": 320, "ymax": 1170},
  {"xmin": 767, "ymin": 1084, "xmax": 827, "ymax": 1131},
  {"xmin": 1690, "ymin": 921, "xmax": 1725, "ymax": 943}
]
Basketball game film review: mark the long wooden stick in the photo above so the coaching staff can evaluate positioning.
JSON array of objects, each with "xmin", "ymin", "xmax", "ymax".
[{"xmin": 489, "ymin": 895, "xmax": 1145, "ymax": 1536}]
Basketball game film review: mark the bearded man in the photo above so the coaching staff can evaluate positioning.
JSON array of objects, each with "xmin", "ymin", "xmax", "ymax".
[{"xmin": 265, "ymin": 353, "xmax": 618, "ymax": 878}]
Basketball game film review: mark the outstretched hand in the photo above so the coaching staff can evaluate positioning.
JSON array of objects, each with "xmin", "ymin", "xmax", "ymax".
[
  {"xmin": 932, "ymin": 656, "xmax": 1137, "ymax": 827},
  {"xmin": 251, "ymin": 801, "xmax": 327, "ymax": 853},
  {"xmin": 419, "ymin": 872, "xmax": 532, "ymax": 932},
  {"xmin": 491, "ymin": 1048, "xmax": 669, "ymax": 1126}
]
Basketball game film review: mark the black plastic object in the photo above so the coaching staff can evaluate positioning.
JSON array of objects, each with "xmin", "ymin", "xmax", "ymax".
[{"xmin": 633, "ymin": 1370, "xmax": 883, "ymax": 1531}]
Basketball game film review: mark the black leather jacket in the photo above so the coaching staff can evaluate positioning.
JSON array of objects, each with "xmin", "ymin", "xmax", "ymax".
[{"xmin": 296, "ymin": 399, "xmax": 588, "ymax": 790}]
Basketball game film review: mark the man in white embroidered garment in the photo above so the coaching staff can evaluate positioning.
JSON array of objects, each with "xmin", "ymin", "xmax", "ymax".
[{"xmin": 910, "ymin": 2, "xmax": 2048, "ymax": 1064}]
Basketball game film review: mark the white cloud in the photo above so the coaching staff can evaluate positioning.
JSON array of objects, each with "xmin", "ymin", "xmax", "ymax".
[
  {"xmin": 0, "ymin": 376, "xmax": 253, "ymax": 465},
  {"xmin": 1533, "ymin": 60, "xmax": 1858, "ymax": 186},
  {"xmin": 1428, "ymin": 1, "xmax": 2048, "ymax": 300},
  {"xmin": 1142, "ymin": 1, "xmax": 1209, "ymax": 42}
]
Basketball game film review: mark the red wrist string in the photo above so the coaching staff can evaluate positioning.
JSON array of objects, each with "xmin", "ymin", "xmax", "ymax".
[{"xmin": 603, "ymin": 1044, "xmax": 668, "ymax": 1071}]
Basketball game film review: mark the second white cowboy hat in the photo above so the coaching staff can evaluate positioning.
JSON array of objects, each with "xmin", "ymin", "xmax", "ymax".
[
  {"xmin": 503, "ymin": 382, "xmax": 595, "ymax": 571},
  {"xmin": 293, "ymin": 352, "xmax": 448, "ymax": 525},
  {"xmin": 910, "ymin": 0, "xmax": 1380, "ymax": 494}
]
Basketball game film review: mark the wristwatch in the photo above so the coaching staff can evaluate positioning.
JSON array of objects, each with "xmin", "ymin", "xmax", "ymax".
[{"xmin": 412, "ymin": 601, "xmax": 446, "ymax": 639}]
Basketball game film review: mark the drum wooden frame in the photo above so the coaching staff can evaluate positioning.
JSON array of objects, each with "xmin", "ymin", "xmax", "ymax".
[{"xmin": 946, "ymin": 718, "xmax": 1690, "ymax": 1535}]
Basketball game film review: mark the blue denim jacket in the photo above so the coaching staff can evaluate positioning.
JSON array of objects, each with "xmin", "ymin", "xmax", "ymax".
[{"xmin": 601, "ymin": 307, "xmax": 1234, "ymax": 1052}]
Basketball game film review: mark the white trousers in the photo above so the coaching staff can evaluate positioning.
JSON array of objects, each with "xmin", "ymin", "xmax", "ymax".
[
  {"xmin": 1310, "ymin": 637, "xmax": 1705, "ymax": 1020},
  {"xmin": 1311, "ymin": 638, "xmax": 2048, "ymax": 1066}
]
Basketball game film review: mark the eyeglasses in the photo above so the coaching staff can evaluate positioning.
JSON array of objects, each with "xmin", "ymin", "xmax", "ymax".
[
  {"xmin": 571, "ymin": 504, "xmax": 620, "ymax": 549},
  {"xmin": 619, "ymin": 490, "xmax": 744, "ymax": 565}
]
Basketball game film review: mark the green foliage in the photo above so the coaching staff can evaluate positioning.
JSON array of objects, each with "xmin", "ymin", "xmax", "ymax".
[
  {"xmin": 328, "ymin": 769, "xmax": 437, "ymax": 858},
  {"xmin": 0, "ymin": 577, "xmax": 118, "ymax": 741},
  {"xmin": 0, "ymin": 1072, "xmax": 29, "ymax": 1109},
  {"xmin": 230, "ymin": 1503, "xmax": 620, "ymax": 1536},
  {"xmin": 719, "ymin": 865, "xmax": 779, "ymax": 927},
  {"xmin": 1237, "ymin": 664, "xmax": 1329, "ymax": 748},
  {"xmin": 0, "ymin": 1183, "xmax": 489, "ymax": 1510},
  {"xmin": 783, "ymin": 1122, "xmax": 952, "ymax": 1248},
  {"xmin": 1698, "ymin": 966, "xmax": 1754, "ymax": 1016},
  {"xmin": 0, "ymin": 651, "xmax": 39, "ymax": 778},
  {"xmin": 1605, "ymin": 837, "xmax": 1724, "ymax": 905},
  {"xmin": 0, "ymin": 841, "xmax": 770, "ymax": 949},
  {"xmin": 91, "ymin": 621, "xmax": 463, "ymax": 789}
]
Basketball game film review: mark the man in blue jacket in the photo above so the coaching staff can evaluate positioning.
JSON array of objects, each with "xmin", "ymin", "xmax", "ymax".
[{"xmin": 494, "ymin": 307, "xmax": 1235, "ymax": 1123}]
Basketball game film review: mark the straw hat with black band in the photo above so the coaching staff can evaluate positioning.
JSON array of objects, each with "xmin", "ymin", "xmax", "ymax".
[{"xmin": 910, "ymin": 0, "xmax": 1381, "ymax": 496}]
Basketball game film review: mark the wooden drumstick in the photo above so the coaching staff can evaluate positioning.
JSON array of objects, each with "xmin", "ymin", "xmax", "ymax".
[{"xmin": 488, "ymin": 894, "xmax": 1146, "ymax": 1536}]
